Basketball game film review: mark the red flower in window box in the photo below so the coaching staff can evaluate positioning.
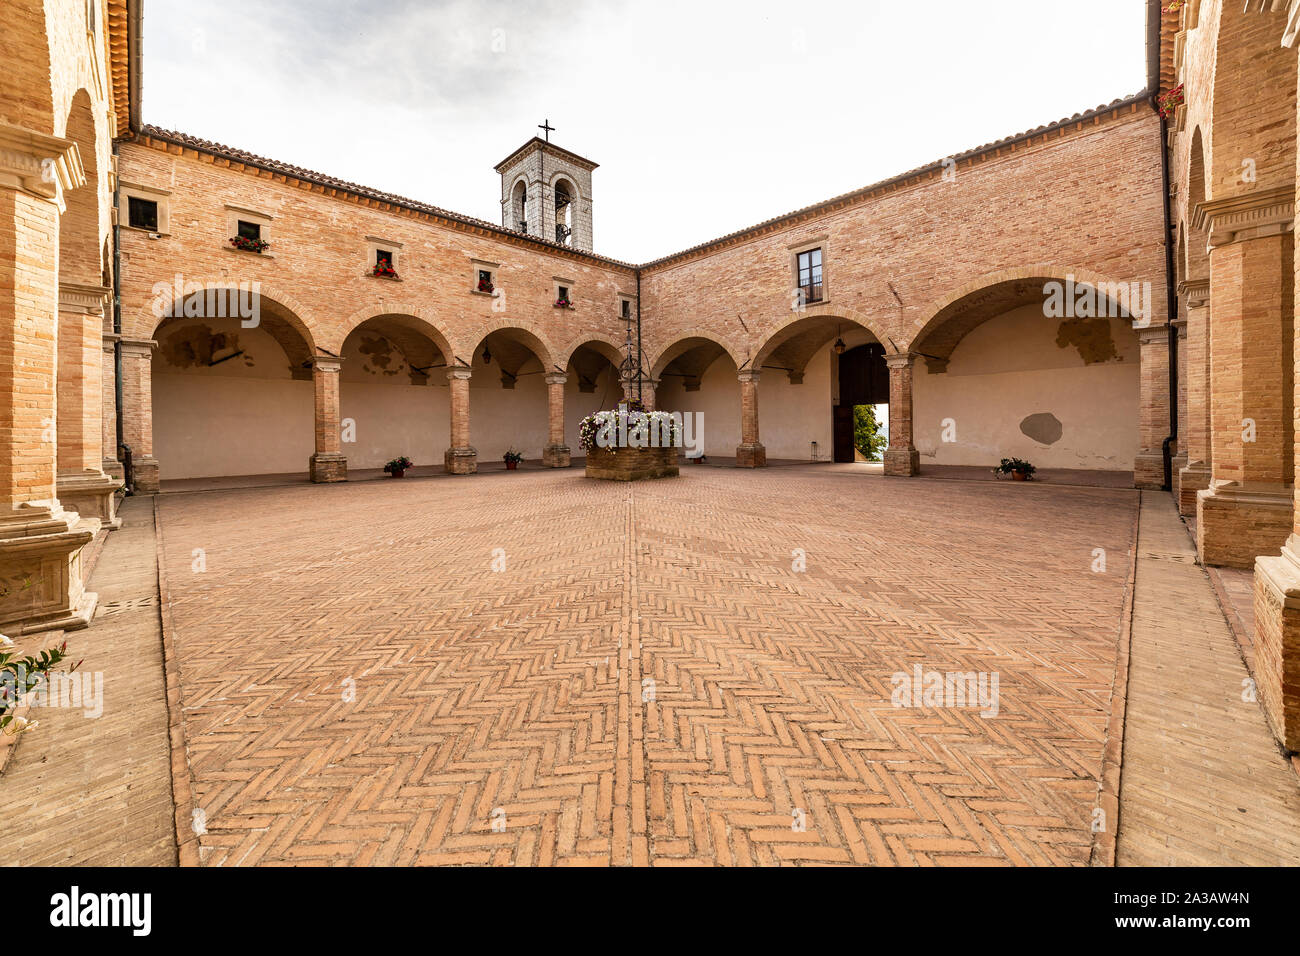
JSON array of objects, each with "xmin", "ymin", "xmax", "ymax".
[
  {"xmin": 478, "ymin": 278, "xmax": 494, "ymax": 293},
  {"xmin": 229, "ymin": 235, "xmax": 269, "ymax": 254},
  {"xmin": 372, "ymin": 262, "xmax": 399, "ymax": 279},
  {"xmin": 554, "ymin": 297, "xmax": 573, "ymax": 309},
  {"xmin": 1157, "ymin": 84, "xmax": 1184, "ymax": 119}
]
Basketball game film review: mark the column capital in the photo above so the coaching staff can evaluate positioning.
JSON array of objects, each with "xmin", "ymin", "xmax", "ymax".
[
  {"xmin": 1136, "ymin": 325, "xmax": 1170, "ymax": 346},
  {"xmin": 1193, "ymin": 186, "xmax": 1294, "ymax": 249},
  {"xmin": 119, "ymin": 338, "xmax": 157, "ymax": 358},
  {"xmin": 544, "ymin": 373, "xmax": 568, "ymax": 386},
  {"xmin": 737, "ymin": 368, "xmax": 762, "ymax": 384},
  {"xmin": 58, "ymin": 282, "xmax": 111, "ymax": 316},
  {"xmin": 884, "ymin": 351, "xmax": 916, "ymax": 370},
  {"xmin": 0, "ymin": 123, "xmax": 86, "ymax": 211},
  {"xmin": 312, "ymin": 355, "xmax": 343, "ymax": 374},
  {"xmin": 447, "ymin": 366, "xmax": 473, "ymax": 382},
  {"xmin": 1178, "ymin": 277, "xmax": 1210, "ymax": 309}
]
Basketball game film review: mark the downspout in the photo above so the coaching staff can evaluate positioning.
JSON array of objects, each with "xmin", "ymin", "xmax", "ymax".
[
  {"xmin": 114, "ymin": 0, "xmax": 145, "ymax": 493},
  {"xmin": 112, "ymin": 140, "xmax": 127, "ymax": 493},
  {"xmin": 1158, "ymin": 110, "xmax": 1179, "ymax": 493},
  {"xmin": 1149, "ymin": 0, "xmax": 1178, "ymax": 493}
]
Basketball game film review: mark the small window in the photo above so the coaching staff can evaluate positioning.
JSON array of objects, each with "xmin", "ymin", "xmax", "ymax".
[
  {"xmin": 128, "ymin": 196, "xmax": 159, "ymax": 231},
  {"xmin": 797, "ymin": 248, "xmax": 823, "ymax": 304},
  {"xmin": 620, "ymin": 299, "xmax": 631, "ymax": 320},
  {"xmin": 376, "ymin": 249, "xmax": 394, "ymax": 268},
  {"xmin": 237, "ymin": 220, "xmax": 261, "ymax": 241},
  {"xmin": 558, "ymin": 286, "xmax": 569, "ymax": 301}
]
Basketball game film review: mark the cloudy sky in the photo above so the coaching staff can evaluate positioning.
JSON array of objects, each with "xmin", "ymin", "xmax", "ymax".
[{"xmin": 144, "ymin": 0, "xmax": 1148, "ymax": 263}]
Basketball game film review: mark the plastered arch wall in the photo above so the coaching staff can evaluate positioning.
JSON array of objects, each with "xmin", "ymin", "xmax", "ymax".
[{"xmin": 912, "ymin": 303, "xmax": 1139, "ymax": 469}]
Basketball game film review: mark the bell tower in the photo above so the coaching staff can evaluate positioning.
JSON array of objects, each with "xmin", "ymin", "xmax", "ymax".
[{"xmin": 495, "ymin": 122, "xmax": 596, "ymax": 251}]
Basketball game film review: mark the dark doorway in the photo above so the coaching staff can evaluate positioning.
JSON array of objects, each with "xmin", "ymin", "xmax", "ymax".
[{"xmin": 834, "ymin": 344, "xmax": 888, "ymax": 462}]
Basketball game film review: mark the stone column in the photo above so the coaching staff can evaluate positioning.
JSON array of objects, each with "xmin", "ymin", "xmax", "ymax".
[
  {"xmin": 0, "ymin": 123, "xmax": 99, "ymax": 633},
  {"xmin": 56, "ymin": 282, "xmax": 121, "ymax": 527},
  {"xmin": 444, "ymin": 367, "xmax": 477, "ymax": 474},
  {"xmin": 735, "ymin": 369, "xmax": 766, "ymax": 467},
  {"xmin": 883, "ymin": 352, "xmax": 920, "ymax": 477},
  {"xmin": 543, "ymin": 373, "xmax": 570, "ymax": 467},
  {"xmin": 101, "ymin": 329, "xmax": 123, "ymax": 481},
  {"xmin": 1133, "ymin": 325, "xmax": 1172, "ymax": 490},
  {"xmin": 308, "ymin": 356, "xmax": 347, "ymax": 482},
  {"xmin": 1178, "ymin": 279, "xmax": 1212, "ymax": 516},
  {"xmin": 1196, "ymin": 188, "xmax": 1294, "ymax": 568},
  {"xmin": 119, "ymin": 337, "xmax": 160, "ymax": 493}
]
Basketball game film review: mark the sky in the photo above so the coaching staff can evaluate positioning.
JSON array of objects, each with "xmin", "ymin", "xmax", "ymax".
[{"xmin": 143, "ymin": 0, "xmax": 1148, "ymax": 264}]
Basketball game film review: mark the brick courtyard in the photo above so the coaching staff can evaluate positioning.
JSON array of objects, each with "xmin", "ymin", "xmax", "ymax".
[{"xmin": 155, "ymin": 466, "xmax": 1139, "ymax": 865}]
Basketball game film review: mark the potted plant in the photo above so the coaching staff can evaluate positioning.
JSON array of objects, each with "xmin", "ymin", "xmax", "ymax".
[
  {"xmin": 554, "ymin": 297, "xmax": 573, "ymax": 309},
  {"xmin": 229, "ymin": 235, "xmax": 269, "ymax": 254},
  {"xmin": 503, "ymin": 448, "xmax": 523, "ymax": 471},
  {"xmin": 1157, "ymin": 84, "xmax": 1184, "ymax": 119},
  {"xmin": 384, "ymin": 456, "xmax": 413, "ymax": 478},
  {"xmin": 478, "ymin": 278, "xmax": 494, "ymax": 294},
  {"xmin": 372, "ymin": 262, "xmax": 399, "ymax": 279},
  {"xmin": 993, "ymin": 457, "xmax": 1036, "ymax": 481}
]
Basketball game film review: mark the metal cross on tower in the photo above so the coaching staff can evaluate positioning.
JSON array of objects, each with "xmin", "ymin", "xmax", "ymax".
[{"xmin": 538, "ymin": 119, "xmax": 555, "ymax": 142}]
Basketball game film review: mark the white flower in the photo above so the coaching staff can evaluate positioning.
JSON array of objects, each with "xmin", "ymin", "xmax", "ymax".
[
  {"xmin": 0, "ymin": 634, "xmax": 13, "ymax": 648},
  {"xmin": 4, "ymin": 715, "xmax": 36, "ymax": 736}
]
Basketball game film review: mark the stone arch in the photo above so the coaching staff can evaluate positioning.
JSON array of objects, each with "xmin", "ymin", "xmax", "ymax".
[
  {"xmin": 753, "ymin": 311, "xmax": 891, "ymax": 382},
  {"xmin": 462, "ymin": 321, "xmax": 557, "ymax": 372},
  {"xmin": 151, "ymin": 282, "xmax": 319, "ymax": 377},
  {"xmin": 59, "ymin": 89, "xmax": 101, "ymax": 286},
  {"xmin": 908, "ymin": 265, "xmax": 1144, "ymax": 369},
  {"xmin": 561, "ymin": 335, "xmax": 626, "ymax": 399},
  {"xmin": 648, "ymin": 331, "xmax": 745, "ymax": 379},
  {"xmin": 556, "ymin": 332, "xmax": 625, "ymax": 370},
  {"xmin": 336, "ymin": 303, "xmax": 454, "ymax": 365}
]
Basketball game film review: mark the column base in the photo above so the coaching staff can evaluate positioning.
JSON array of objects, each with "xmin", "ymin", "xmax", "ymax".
[
  {"xmin": 1253, "ymin": 536, "xmax": 1300, "ymax": 753},
  {"xmin": 309, "ymin": 453, "xmax": 348, "ymax": 483},
  {"xmin": 735, "ymin": 442, "xmax": 767, "ymax": 468},
  {"xmin": 0, "ymin": 505, "xmax": 99, "ymax": 635},
  {"xmin": 57, "ymin": 470, "xmax": 123, "ymax": 530},
  {"xmin": 543, "ymin": 444, "xmax": 571, "ymax": 468},
  {"xmin": 131, "ymin": 456, "xmax": 160, "ymax": 495},
  {"xmin": 1133, "ymin": 450, "xmax": 1166, "ymax": 490},
  {"xmin": 445, "ymin": 447, "xmax": 478, "ymax": 475},
  {"xmin": 1196, "ymin": 481, "xmax": 1293, "ymax": 569},
  {"xmin": 103, "ymin": 457, "xmax": 124, "ymax": 482},
  {"xmin": 1177, "ymin": 461, "xmax": 1211, "ymax": 518},
  {"xmin": 883, "ymin": 446, "xmax": 919, "ymax": 477}
]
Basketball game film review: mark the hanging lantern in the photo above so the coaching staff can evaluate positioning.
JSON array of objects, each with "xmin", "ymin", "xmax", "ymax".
[
  {"xmin": 833, "ymin": 337, "xmax": 847, "ymax": 355},
  {"xmin": 482, "ymin": 345, "xmax": 492, "ymax": 365}
]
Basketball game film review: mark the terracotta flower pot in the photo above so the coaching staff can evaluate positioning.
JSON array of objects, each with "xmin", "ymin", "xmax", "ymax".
[
  {"xmin": 1012, "ymin": 471, "xmax": 1028, "ymax": 481},
  {"xmin": 506, "ymin": 461, "xmax": 518, "ymax": 470},
  {"xmin": 390, "ymin": 469, "xmax": 405, "ymax": 479}
]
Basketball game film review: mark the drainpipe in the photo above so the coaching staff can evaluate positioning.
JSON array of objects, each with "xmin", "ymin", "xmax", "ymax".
[
  {"xmin": 1150, "ymin": 0, "xmax": 1178, "ymax": 493},
  {"xmin": 112, "ymin": 139, "xmax": 128, "ymax": 494}
]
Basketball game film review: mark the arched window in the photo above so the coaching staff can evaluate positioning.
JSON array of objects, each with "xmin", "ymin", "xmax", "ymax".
[
  {"xmin": 554, "ymin": 179, "xmax": 574, "ymax": 245},
  {"xmin": 512, "ymin": 180, "xmax": 527, "ymax": 233}
]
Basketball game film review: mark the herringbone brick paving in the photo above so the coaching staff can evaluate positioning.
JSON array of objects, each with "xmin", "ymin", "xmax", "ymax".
[{"xmin": 155, "ymin": 467, "xmax": 1139, "ymax": 865}]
